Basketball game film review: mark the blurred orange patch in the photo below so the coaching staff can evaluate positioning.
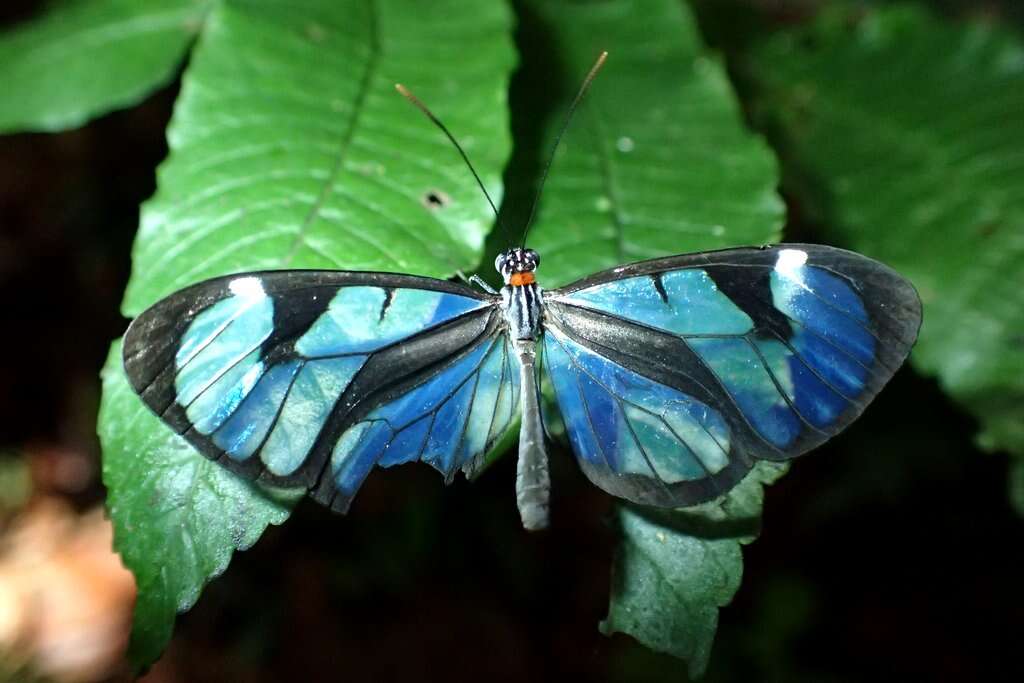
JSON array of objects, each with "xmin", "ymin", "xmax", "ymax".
[{"xmin": 0, "ymin": 498, "xmax": 135, "ymax": 682}]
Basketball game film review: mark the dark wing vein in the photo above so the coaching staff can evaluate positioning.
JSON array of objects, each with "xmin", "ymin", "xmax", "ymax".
[
  {"xmin": 175, "ymin": 307, "xmax": 239, "ymax": 369},
  {"xmin": 765, "ymin": 328, "xmax": 860, "ymax": 402},
  {"xmin": 548, "ymin": 333, "xmax": 668, "ymax": 487},
  {"xmin": 180, "ymin": 340, "xmax": 266, "ymax": 411},
  {"xmin": 744, "ymin": 336, "xmax": 830, "ymax": 436},
  {"xmin": 675, "ymin": 336, "xmax": 788, "ymax": 457},
  {"xmin": 251, "ymin": 360, "xmax": 306, "ymax": 468}
]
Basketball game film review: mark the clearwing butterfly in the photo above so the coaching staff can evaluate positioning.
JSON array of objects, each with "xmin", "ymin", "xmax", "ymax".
[{"xmin": 122, "ymin": 54, "xmax": 922, "ymax": 530}]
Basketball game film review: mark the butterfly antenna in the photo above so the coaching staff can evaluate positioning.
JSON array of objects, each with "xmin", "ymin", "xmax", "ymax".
[
  {"xmin": 395, "ymin": 83, "xmax": 503, "ymax": 230},
  {"xmin": 517, "ymin": 50, "xmax": 608, "ymax": 247}
]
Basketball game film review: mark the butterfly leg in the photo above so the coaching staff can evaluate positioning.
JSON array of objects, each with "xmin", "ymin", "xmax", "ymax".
[
  {"xmin": 514, "ymin": 339, "xmax": 550, "ymax": 531},
  {"xmin": 469, "ymin": 274, "xmax": 499, "ymax": 295},
  {"xmin": 453, "ymin": 270, "xmax": 499, "ymax": 294}
]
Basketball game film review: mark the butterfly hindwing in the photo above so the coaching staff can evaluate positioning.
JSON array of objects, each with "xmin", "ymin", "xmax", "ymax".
[
  {"xmin": 315, "ymin": 327, "xmax": 520, "ymax": 511},
  {"xmin": 123, "ymin": 270, "xmax": 519, "ymax": 512},
  {"xmin": 542, "ymin": 244, "xmax": 922, "ymax": 507},
  {"xmin": 540, "ymin": 322, "xmax": 754, "ymax": 507}
]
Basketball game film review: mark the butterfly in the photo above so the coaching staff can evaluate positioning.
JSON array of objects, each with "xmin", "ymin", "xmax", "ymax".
[
  {"xmin": 122, "ymin": 241, "xmax": 921, "ymax": 530},
  {"xmin": 121, "ymin": 56, "xmax": 922, "ymax": 531}
]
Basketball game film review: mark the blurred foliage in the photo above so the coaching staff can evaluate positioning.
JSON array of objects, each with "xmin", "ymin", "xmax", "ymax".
[
  {"xmin": 0, "ymin": 0, "xmax": 1022, "ymax": 680},
  {"xmin": 1012, "ymin": 459, "xmax": 1024, "ymax": 514},
  {"xmin": 0, "ymin": 0, "xmax": 210, "ymax": 132},
  {"xmin": 743, "ymin": 2, "xmax": 1024, "ymax": 490},
  {"xmin": 0, "ymin": 455, "xmax": 31, "ymax": 514}
]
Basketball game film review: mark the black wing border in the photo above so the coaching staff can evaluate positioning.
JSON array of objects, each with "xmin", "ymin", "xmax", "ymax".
[{"xmin": 537, "ymin": 323, "xmax": 755, "ymax": 507}]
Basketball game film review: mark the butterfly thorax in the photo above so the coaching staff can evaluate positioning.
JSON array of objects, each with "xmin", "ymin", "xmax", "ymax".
[{"xmin": 496, "ymin": 247, "xmax": 543, "ymax": 341}]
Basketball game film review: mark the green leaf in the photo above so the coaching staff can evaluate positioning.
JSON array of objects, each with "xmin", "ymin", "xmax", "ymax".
[
  {"xmin": 514, "ymin": 0, "xmax": 784, "ymax": 287},
  {"xmin": 99, "ymin": 341, "xmax": 301, "ymax": 667},
  {"xmin": 511, "ymin": 0, "xmax": 785, "ymax": 672},
  {"xmin": 0, "ymin": 0, "xmax": 211, "ymax": 133},
  {"xmin": 123, "ymin": 0, "xmax": 514, "ymax": 314},
  {"xmin": 601, "ymin": 462, "xmax": 788, "ymax": 679},
  {"xmin": 746, "ymin": 5, "xmax": 1024, "ymax": 460},
  {"xmin": 100, "ymin": 0, "xmax": 515, "ymax": 669}
]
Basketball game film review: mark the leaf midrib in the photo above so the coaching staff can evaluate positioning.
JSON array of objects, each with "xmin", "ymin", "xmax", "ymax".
[{"xmin": 282, "ymin": 0, "xmax": 381, "ymax": 266}]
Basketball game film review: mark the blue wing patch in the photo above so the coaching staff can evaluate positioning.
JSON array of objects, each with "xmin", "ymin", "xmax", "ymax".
[
  {"xmin": 210, "ymin": 359, "xmax": 302, "ymax": 461},
  {"xmin": 325, "ymin": 333, "xmax": 520, "ymax": 510},
  {"xmin": 544, "ymin": 244, "xmax": 921, "ymax": 506},
  {"xmin": 123, "ymin": 270, "xmax": 512, "ymax": 512},
  {"xmin": 553, "ymin": 248, "xmax": 879, "ymax": 449}
]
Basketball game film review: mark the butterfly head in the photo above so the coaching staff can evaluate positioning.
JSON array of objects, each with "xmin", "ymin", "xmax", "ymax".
[{"xmin": 495, "ymin": 247, "xmax": 540, "ymax": 286}]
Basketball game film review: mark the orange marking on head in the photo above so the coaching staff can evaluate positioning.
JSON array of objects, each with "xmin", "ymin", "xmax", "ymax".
[{"xmin": 509, "ymin": 272, "xmax": 535, "ymax": 286}]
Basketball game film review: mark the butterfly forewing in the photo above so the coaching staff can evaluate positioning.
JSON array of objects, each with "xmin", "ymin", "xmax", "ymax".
[
  {"xmin": 122, "ymin": 270, "xmax": 519, "ymax": 512},
  {"xmin": 541, "ymin": 244, "xmax": 922, "ymax": 507}
]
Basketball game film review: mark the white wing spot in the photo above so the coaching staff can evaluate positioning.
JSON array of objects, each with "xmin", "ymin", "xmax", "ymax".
[
  {"xmin": 228, "ymin": 276, "xmax": 266, "ymax": 300},
  {"xmin": 775, "ymin": 248, "xmax": 808, "ymax": 277}
]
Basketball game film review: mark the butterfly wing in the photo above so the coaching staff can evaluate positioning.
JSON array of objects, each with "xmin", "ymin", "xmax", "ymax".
[
  {"xmin": 541, "ymin": 244, "xmax": 922, "ymax": 507},
  {"xmin": 123, "ymin": 270, "xmax": 520, "ymax": 512}
]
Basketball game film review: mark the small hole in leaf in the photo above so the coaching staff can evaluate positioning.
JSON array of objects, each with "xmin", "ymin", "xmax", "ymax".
[
  {"xmin": 977, "ymin": 221, "xmax": 1002, "ymax": 238},
  {"xmin": 422, "ymin": 189, "xmax": 450, "ymax": 210}
]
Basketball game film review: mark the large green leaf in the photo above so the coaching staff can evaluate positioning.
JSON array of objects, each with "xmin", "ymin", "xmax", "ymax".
[
  {"xmin": 601, "ymin": 463, "xmax": 787, "ymax": 679},
  {"xmin": 514, "ymin": 0, "xmax": 784, "ymax": 287},
  {"xmin": 510, "ymin": 0, "xmax": 785, "ymax": 672},
  {"xmin": 99, "ymin": 0, "xmax": 515, "ymax": 669},
  {"xmin": 0, "ymin": 0, "xmax": 211, "ymax": 133},
  {"xmin": 746, "ymin": 5, "xmax": 1024, "ymax": 462}
]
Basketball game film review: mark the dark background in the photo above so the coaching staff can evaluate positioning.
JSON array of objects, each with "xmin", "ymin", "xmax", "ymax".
[{"xmin": 1, "ymin": 1, "xmax": 1021, "ymax": 681}]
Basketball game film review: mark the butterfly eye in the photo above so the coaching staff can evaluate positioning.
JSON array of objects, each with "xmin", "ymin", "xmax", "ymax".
[
  {"xmin": 494, "ymin": 253, "xmax": 506, "ymax": 273},
  {"xmin": 525, "ymin": 249, "xmax": 540, "ymax": 268}
]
